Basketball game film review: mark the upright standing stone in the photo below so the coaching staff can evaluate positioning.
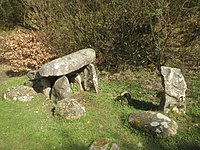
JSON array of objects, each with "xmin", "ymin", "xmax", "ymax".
[
  {"xmin": 83, "ymin": 64, "xmax": 99, "ymax": 93},
  {"xmin": 51, "ymin": 76, "xmax": 71, "ymax": 101},
  {"xmin": 160, "ymin": 66, "xmax": 187, "ymax": 114}
]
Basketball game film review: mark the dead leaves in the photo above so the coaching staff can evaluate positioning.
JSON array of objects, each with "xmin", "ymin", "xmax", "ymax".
[{"xmin": 4, "ymin": 30, "xmax": 57, "ymax": 73}]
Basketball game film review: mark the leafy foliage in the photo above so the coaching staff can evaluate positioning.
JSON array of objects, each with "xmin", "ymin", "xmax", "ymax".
[{"xmin": 1, "ymin": 0, "xmax": 200, "ymax": 72}]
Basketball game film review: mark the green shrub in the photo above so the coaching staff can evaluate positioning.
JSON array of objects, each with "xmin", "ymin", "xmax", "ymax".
[{"xmin": 2, "ymin": 0, "xmax": 200, "ymax": 72}]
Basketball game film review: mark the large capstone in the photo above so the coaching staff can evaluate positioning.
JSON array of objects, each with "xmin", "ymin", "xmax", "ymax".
[
  {"xmin": 54, "ymin": 98, "xmax": 85, "ymax": 119},
  {"xmin": 3, "ymin": 85, "xmax": 37, "ymax": 101},
  {"xmin": 160, "ymin": 66, "xmax": 187, "ymax": 114},
  {"xmin": 128, "ymin": 111, "xmax": 178, "ymax": 138},
  {"xmin": 38, "ymin": 48, "xmax": 96, "ymax": 77},
  {"xmin": 50, "ymin": 76, "xmax": 71, "ymax": 101}
]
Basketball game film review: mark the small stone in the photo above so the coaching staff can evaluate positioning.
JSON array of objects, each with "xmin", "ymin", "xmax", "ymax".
[
  {"xmin": 110, "ymin": 143, "xmax": 120, "ymax": 150},
  {"xmin": 137, "ymin": 142, "xmax": 143, "ymax": 148},
  {"xmin": 89, "ymin": 138, "xmax": 109, "ymax": 150}
]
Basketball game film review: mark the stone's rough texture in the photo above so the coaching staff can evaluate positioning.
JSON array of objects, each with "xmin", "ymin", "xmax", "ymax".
[
  {"xmin": 128, "ymin": 111, "xmax": 178, "ymax": 138},
  {"xmin": 110, "ymin": 143, "xmax": 120, "ymax": 150},
  {"xmin": 83, "ymin": 64, "xmax": 99, "ymax": 93},
  {"xmin": 51, "ymin": 76, "xmax": 71, "ymax": 101},
  {"xmin": 3, "ymin": 85, "xmax": 37, "ymax": 101},
  {"xmin": 74, "ymin": 74, "xmax": 84, "ymax": 91},
  {"xmin": 27, "ymin": 70, "xmax": 41, "ymax": 80},
  {"xmin": 89, "ymin": 138, "xmax": 109, "ymax": 150},
  {"xmin": 160, "ymin": 66, "xmax": 187, "ymax": 114},
  {"xmin": 38, "ymin": 48, "xmax": 96, "ymax": 77},
  {"xmin": 37, "ymin": 78, "xmax": 51, "ymax": 98},
  {"xmin": 25, "ymin": 49, "xmax": 98, "ymax": 100},
  {"xmin": 54, "ymin": 98, "xmax": 85, "ymax": 119}
]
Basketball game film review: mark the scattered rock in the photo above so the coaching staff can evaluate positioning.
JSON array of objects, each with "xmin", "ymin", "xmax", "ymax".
[
  {"xmin": 160, "ymin": 66, "xmax": 187, "ymax": 114},
  {"xmin": 51, "ymin": 76, "xmax": 71, "ymax": 101},
  {"xmin": 3, "ymin": 85, "xmax": 37, "ymax": 101},
  {"xmin": 38, "ymin": 48, "xmax": 96, "ymax": 77},
  {"xmin": 110, "ymin": 143, "xmax": 120, "ymax": 150},
  {"xmin": 89, "ymin": 138, "xmax": 109, "ymax": 150},
  {"xmin": 54, "ymin": 98, "xmax": 86, "ymax": 119},
  {"xmin": 82, "ymin": 64, "xmax": 99, "ymax": 93},
  {"xmin": 128, "ymin": 111, "xmax": 178, "ymax": 138}
]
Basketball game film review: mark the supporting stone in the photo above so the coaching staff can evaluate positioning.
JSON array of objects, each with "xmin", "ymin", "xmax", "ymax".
[
  {"xmin": 50, "ymin": 76, "xmax": 71, "ymax": 102},
  {"xmin": 82, "ymin": 64, "xmax": 99, "ymax": 93},
  {"xmin": 160, "ymin": 66, "xmax": 187, "ymax": 114}
]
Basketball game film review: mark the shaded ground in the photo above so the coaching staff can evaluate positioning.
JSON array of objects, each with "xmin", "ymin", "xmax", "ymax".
[{"xmin": 0, "ymin": 64, "xmax": 11, "ymax": 83}]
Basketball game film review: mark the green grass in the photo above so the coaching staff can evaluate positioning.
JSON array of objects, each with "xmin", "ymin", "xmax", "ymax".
[{"xmin": 0, "ymin": 71, "xmax": 199, "ymax": 150}]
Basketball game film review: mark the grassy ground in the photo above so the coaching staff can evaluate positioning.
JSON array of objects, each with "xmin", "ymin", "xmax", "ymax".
[{"xmin": 0, "ymin": 69, "xmax": 199, "ymax": 150}]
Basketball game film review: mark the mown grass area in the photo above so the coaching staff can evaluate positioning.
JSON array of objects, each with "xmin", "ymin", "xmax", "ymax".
[{"xmin": 0, "ymin": 70, "xmax": 199, "ymax": 150}]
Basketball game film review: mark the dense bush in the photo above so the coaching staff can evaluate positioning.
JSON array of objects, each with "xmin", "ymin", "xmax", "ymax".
[
  {"xmin": 1, "ymin": 0, "xmax": 200, "ymax": 72},
  {"xmin": 3, "ymin": 30, "xmax": 57, "ymax": 73},
  {"xmin": 29, "ymin": 0, "xmax": 199, "ymax": 71},
  {"xmin": 0, "ymin": 0, "xmax": 25, "ymax": 27}
]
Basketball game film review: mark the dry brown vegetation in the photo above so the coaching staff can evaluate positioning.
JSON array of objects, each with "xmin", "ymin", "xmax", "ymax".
[{"xmin": 2, "ymin": 30, "xmax": 56, "ymax": 73}]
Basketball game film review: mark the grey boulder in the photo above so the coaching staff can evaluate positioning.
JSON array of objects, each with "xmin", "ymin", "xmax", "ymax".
[
  {"xmin": 3, "ymin": 85, "xmax": 37, "ymax": 101},
  {"xmin": 129, "ymin": 111, "xmax": 178, "ymax": 138},
  {"xmin": 54, "ymin": 98, "xmax": 85, "ymax": 119}
]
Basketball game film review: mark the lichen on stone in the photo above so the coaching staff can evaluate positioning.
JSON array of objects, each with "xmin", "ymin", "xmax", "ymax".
[{"xmin": 150, "ymin": 121, "xmax": 160, "ymax": 127}]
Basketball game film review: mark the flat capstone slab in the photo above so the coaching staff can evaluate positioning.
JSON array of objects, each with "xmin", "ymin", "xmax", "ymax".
[{"xmin": 38, "ymin": 48, "xmax": 96, "ymax": 77}]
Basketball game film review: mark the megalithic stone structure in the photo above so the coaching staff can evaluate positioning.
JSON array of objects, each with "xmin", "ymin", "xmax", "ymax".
[{"xmin": 160, "ymin": 66, "xmax": 187, "ymax": 114}]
